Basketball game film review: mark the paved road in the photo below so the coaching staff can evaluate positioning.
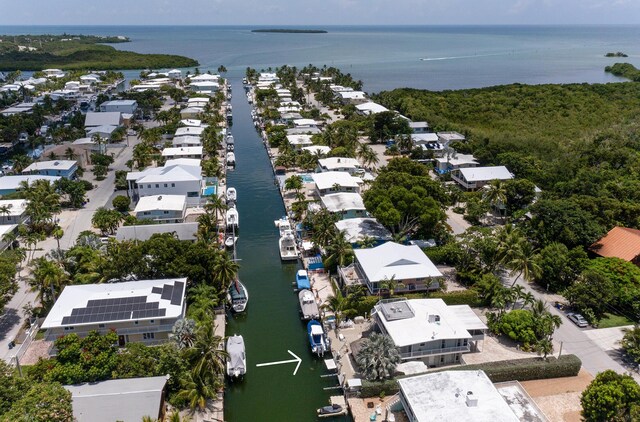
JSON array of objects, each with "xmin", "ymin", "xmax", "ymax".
[{"xmin": 0, "ymin": 134, "xmax": 139, "ymax": 362}]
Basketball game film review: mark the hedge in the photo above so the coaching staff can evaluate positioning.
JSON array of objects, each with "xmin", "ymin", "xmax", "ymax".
[
  {"xmin": 429, "ymin": 290, "xmax": 482, "ymax": 307},
  {"xmin": 359, "ymin": 354, "xmax": 581, "ymax": 397}
]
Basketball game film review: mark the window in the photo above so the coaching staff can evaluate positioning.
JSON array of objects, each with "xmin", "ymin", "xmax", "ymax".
[
  {"xmin": 440, "ymin": 355, "xmax": 444, "ymax": 363},
  {"xmin": 143, "ymin": 332, "xmax": 155, "ymax": 340},
  {"xmin": 99, "ymin": 324, "xmax": 105, "ymax": 328},
  {"xmin": 164, "ymin": 184, "xmax": 168, "ymax": 187},
  {"xmin": 171, "ymin": 183, "xmax": 175, "ymax": 187},
  {"xmin": 463, "ymin": 339, "xmax": 468, "ymax": 346},
  {"xmin": 455, "ymin": 354, "xmax": 460, "ymax": 362},
  {"xmin": 147, "ymin": 184, "xmax": 151, "ymax": 189},
  {"xmin": 163, "ymin": 211, "xmax": 169, "ymax": 214},
  {"xmin": 134, "ymin": 321, "xmax": 139, "ymax": 325},
  {"xmin": 155, "ymin": 184, "xmax": 159, "ymax": 188},
  {"xmin": 150, "ymin": 320, "xmax": 155, "ymax": 324},
  {"xmin": 139, "ymin": 185, "xmax": 143, "ymax": 189},
  {"xmin": 441, "ymin": 339, "xmax": 446, "ymax": 348},
  {"xmin": 187, "ymin": 192, "xmax": 198, "ymax": 197},
  {"xmin": 64, "ymin": 326, "xmax": 75, "ymax": 331}
]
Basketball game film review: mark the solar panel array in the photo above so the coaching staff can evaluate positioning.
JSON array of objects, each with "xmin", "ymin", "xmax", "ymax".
[{"xmin": 60, "ymin": 281, "xmax": 185, "ymax": 326}]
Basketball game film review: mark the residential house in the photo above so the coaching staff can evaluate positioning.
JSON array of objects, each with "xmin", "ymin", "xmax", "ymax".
[
  {"xmin": 190, "ymin": 74, "xmax": 220, "ymax": 82},
  {"xmin": 312, "ymin": 171, "xmax": 361, "ymax": 196},
  {"xmin": 317, "ymin": 157, "xmax": 363, "ymax": 175},
  {"xmin": 187, "ymin": 98, "xmax": 210, "ymax": 108},
  {"xmin": 334, "ymin": 218, "xmax": 392, "ymax": 246},
  {"xmin": 397, "ymin": 371, "xmax": 526, "ymax": 422},
  {"xmin": 133, "ymin": 194, "xmax": 186, "ymax": 224},
  {"xmin": 99, "ymin": 100, "xmax": 138, "ymax": 115},
  {"xmin": 0, "ymin": 199, "xmax": 28, "ymax": 225},
  {"xmin": 412, "ymin": 134, "xmax": 444, "ymax": 157},
  {"xmin": 86, "ymin": 125, "xmax": 119, "ymax": 140},
  {"xmin": 127, "ymin": 162, "xmax": 202, "ymax": 205},
  {"xmin": 409, "ymin": 121, "xmax": 430, "ymax": 134},
  {"xmin": 435, "ymin": 153, "xmax": 478, "ymax": 174},
  {"xmin": 0, "ymin": 225, "xmax": 19, "ymax": 250},
  {"xmin": 116, "ymin": 222, "xmax": 199, "ymax": 242},
  {"xmin": 355, "ymin": 101, "xmax": 389, "ymax": 115},
  {"xmin": 65, "ymin": 376, "xmax": 168, "ymax": 422},
  {"xmin": 161, "ymin": 146, "xmax": 203, "ymax": 160},
  {"xmin": 189, "ymin": 81, "xmax": 219, "ymax": 94},
  {"xmin": 372, "ymin": 298, "xmax": 486, "ymax": 365},
  {"xmin": 84, "ymin": 111, "xmax": 123, "ymax": 129},
  {"xmin": 590, "ymin": 227, "xmax": 640, "ymax": 266},
  {"xmin": 320, "ymin": 192, "xmax": 367, "ymax": 220},
  {"xmin": 0, "ymin": 175, "xmax": 61, "ymax": 195},
  {"xmin": 22, "ymin": 160, "xmax": 78, "ymax": 179},
  {"xmin": 180, "ymin": 119, "xmax": 203, "ymax": 127},
  {"xmin": 168, "ymin": 69, "xmax": 182, "ymax": 79},
  {"xmin": 180, "ymin": 107, "xmax": 203, "ymax": 119},
  {"xmin": 41, "ymin": 278, "xmax": 187, "ymax": 346},
  {"xmin": 175, "ymin": 126, "xmax": 205, "ymax": 138},
  {"xmin": 337, "ymin": 91, "xmax": 368, "ymax": 105},
  {"xmin": 286, "ymin": 126, "xmax": 321, "ymax": 136},
  {"xmin": 286, "ymin": 134, "xmax": 313, "ymax": 150},
  {"xmin": 302, "ymin": 145, "xmax": 331, "ymax": 156},
  {"xmin": 437, "ymin": 131, "xmax": 466, "ymax": 144},
  {"xmin": 42, "ymin": 68, "xmax": 65, "ymax": 78},
  {"xmin": 451, "ymin": 166, "xmax": 513, "ymax": 190},
  {"xmin": 343, "ymin": 242, "xmax": 442, "ymax": 294},
  {"xmin": 79, "ymin": 73, "xmax": 100, "ymax": 86},
  {"xmin": 172, "ymin": 135, "xmax": 202, "ymax": 147}
]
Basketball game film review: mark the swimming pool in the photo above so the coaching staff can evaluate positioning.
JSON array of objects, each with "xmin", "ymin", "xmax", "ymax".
[
  {"xmin": 299, "ymin": 173, "xmax": 314, "ymax": 183},
  {"xmin": 202, "ymin": 185, "xmax": 216, "ymax": 196}
]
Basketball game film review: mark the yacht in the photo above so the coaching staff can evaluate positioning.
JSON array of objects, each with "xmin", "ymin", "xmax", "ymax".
[
  {"xmin": 226, "ymin": 334, "xmax": 246, "ymax": 379},
  {"xmin": 279, "ymin": 230, "xmax": 298, "ymax": 261},
  {"xmin": 226, "ymin": 208, "xmax": 239, "ymax": 229},
  {"xmin": 274, "ymin": 217, "xmax": 292, "ymax": 237}
]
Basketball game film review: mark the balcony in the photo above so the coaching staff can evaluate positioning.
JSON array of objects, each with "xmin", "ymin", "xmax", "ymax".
[{"xmin": 399, "ymin": 345, "xmax": 470, "ymax": 360}]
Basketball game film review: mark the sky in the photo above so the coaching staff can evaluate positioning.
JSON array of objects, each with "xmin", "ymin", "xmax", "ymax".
[{"xmin": 0, "ymin": 0, "xmax": 638, "ymax": 25}]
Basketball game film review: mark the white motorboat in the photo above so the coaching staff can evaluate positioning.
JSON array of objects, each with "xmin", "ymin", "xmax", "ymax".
[
  {"xmin": 279, "ymin": 230, "xmax": 298, "ymax": 261},
  {"xmin": 226, "ymin": 334, "xmax": 246, "ymax": 379},
  {"xmin": 227, "ymin": 280, "xmax": 248, "ymax": 313},
  {"xmin": 225, "ymin": 235, "xmax": 238, "ymax": 249},
  {"xmin": 274, "ymin": 217, "xmax": 292, "ymax": 237},
  {"xmin": 227, "ymin": 187, "xmax": 237, "ymax": 202},
  {"xmin": 226, "ymin": 134, "xmax": 234, "ymax": 145},
  {"xmin": 226, "ymin": 152, "xmax": 236, "ymax": 166},
  {"xmin": 298, "ymin": 289, "xmax": 320, "ymax": 320},
  {"xmin": 226, "ymin": 208, "xmax": 239, "ymax": 229}
]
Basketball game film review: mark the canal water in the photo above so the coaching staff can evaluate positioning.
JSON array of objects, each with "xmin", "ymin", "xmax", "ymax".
[{"xmin": 224, "ymin": 79, "xmax": 347, "ymax": 421}]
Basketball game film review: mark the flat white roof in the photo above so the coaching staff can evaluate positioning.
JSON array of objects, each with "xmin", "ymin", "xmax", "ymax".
[
  {"xmin": 398, "ymin": 370, "xmax": 519, "ymax": 422},
  {"xmin": 302, "ymin": 145, "xmax": 331, "ymax": 155},
  {"xmin": 187, "ymin": 97, "xmax": 210, "ymax": 104},
  {"xmin": 84, "ymin": 112, "xmax": 121, "ymax": 127},
  {"xmin": 437, "ymin": 131, "xmax": 466, "ymax": 142},
  {"xmin": 23, "ymin": 160, "xmax": 77, "ymax": 172},
  {"xmin": 128, "ymin": 163, "xmax": 202, "ymax": 184},
  {"xmin": 321, "ymin": 192, "xmax": 365, "ymax": 213},
  {"xmin": 134, "ymin": 194, "xmax": 186, "ymax": 213},
  {"xmin": 412, "ymin": 133, "xmax": 439, "ymax": 143},
  {"xmin": 161, "ymin": 146, "xmax": 203, "ymax": 157},
  {"xmin": 0, "ymin": 175, "xmax": 61, "ymax": 191},
  {"xmin": 435, "ymin": 154, "xmax": 478, "ymax": 166},
  {"xmin": 190, "ymin": 74, "xmax": 219, "ymax": 81},
  {"xmin": 0, "ymin": 199, "xmax": 27, "ymax": 216},
  {"xmin": 42, "ymin": 278, "xmax": 187, "ymax": 329},
  {"xmin": 457, "ymin": 166, "xmax": 513, "ymax": 183},
  {"xmin": 101, "ymin": 100, "xmax": 137, "ymax": 107},
  {"xmin": 355, "ymin": 101, "xmax": 389, "ymax": 114},
  {"xmin": 355, "ymin": 242, "xmax": 442, "ymax": 283},
  {"xmin": 0, "ymin": 224, "xmax": 17, "ymax": 239},
  {"xmin": 286, "ymin": 134, "xmax": 313, "ymax": 146},
  {"xmin": 175, "ymin": 126, "xmax": 204, "ymax": 137},
  {"xmin": 335, "ymin": 218, "xmax": 392, "ymax": 243},
  {"xmin": 409, "ymin": 121, "xmax": 429, "ymax": 129},
  {"xmin": 172, "ymin": 135, "xmax": 202, "ymax": 145},
  {"xmin": 312, "ymin": 171, "xmax": 360, "ymax": 191},
  {"xmin": 164, "ymin": 158, "xmax": 202, "ymax": 167},
  {"xmin": 293, "ymin": 118, "xmax": 317, "ymax": 127},
  {"xmin": 180, "ymin": 119, "xmax": 202, "ymax": 127},
  {"xmin": 338, "ymin": 91, "xmax": 367, "ymax": 99},
  {"xmin": 318, "ymin": 157, "xmax": 360, "ymax": 171}
]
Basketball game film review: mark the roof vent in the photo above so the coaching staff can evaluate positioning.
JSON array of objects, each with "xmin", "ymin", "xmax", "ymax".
[
  {"xmin": 158, "ymin": 196, "xmax": 162, "ymax": 200},
  {"xmin": 54, "ymin": 161, "xmax": 60, "ymax": 165},
  {"xmin": 466, "ymin": 391, "xmax": 478, "ymax": 407}
]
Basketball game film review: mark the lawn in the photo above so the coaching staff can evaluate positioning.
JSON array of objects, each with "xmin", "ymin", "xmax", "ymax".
[{"xmin": 598, "ymin": 313, "xmax": 635, "ymax": 329}]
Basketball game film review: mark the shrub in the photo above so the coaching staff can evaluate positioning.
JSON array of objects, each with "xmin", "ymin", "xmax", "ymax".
[
  {"xmin": 361, "ymin": 379, "xmax": 399, "ymax": 398},
  {"xmin": 112, "ymin": 195, "xmax": 131, "ymax": 212},
  {"xmin": 430, "ymin": 289, "xmax": 481, "ymax": 307},
  {"xmin": 492, "ymin": 309, "xmax": 537, "ymax": 346}
]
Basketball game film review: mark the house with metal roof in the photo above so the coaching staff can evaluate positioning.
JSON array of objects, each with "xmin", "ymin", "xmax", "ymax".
[
  {"xmin": 84, "ymin": 111, "xmax": 123, "ymax": 128},
  {"xmin": 286, "ymin": 134, "xmax": 314, "ymax": 150},
  {"xmin": 0, "ymin": 175, "xmax": 61, "ymax": 195},
  {"xmin": 172, "ymin": 135, "xmax": 202, "ymax": 147},
  {"xmin": 161, "ymin": 146, "xmax": 203, "ymax": 160},
  {"xmin": 42, "ymin": 278, "xmax": 187, "ymax": 346},
  {"xmin": 127, "ymin": 162, "xmax": 202, "ymax": 205},
  {"xmin": 65, "ymin": 376, "xmax": 168, "ymax": 422},
  {"xmin": 409, "ymin": 121, "xmax": 430, "ymax": 134},
  {"xmin": 437, "ymin": 131, "xmax": 467, "ymax": 144},
  {"xmin": 0, "ymin": 199, "xmax": 28, "ymax": 225},
  {"xmin": 175, "ymin": 126, "xmax": 205, "ymax": 137},
  {"xmin": 133, "ymin": 194, "xmax": 187, "ymax": 224},
  {"xmin": 337, "ymin": 90, "xmax": 368, "ymax": 105},
  {"xmin": 312, "ymin": 171, "xmax": 361, "ymax": 196},
  {"xmin": 100, "ymin": 100, "xmax": 138, "ymax": 115},
  {"xmin": 334, "ymin": 218, "xmax": 392, "ymax": 246},
  {"xmin": 355, "ymin": 101, "xmax": 389, "ymax": 115},
  {"xmin": 320, "ymin": 192, "xmax": 367, "ymax": 220},
  {"xmin": 435, "ymin": 153, "xmax": 479, "ymax": 174},
  {"xmin": 451, "ymin": 166, "xmax": 513, "ymax": 190},
  {"xmin": 22, "ymin": 159, "xmax": 78, "ymax": 179},
  {"xmin": 317, "ymin": 157, "xmax": 363, "ymax": 175},
  {"xmin": 372, "ymin": 298, "xmax": 486, "ymax": 366}
]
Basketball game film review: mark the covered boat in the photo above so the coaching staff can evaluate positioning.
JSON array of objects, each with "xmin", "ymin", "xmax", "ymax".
[
  {"xmin": 279, "ymin": 230, "xmax": 298, "ymax": 261},
  {"xmin": 226, "ymin": 152, "xmax": 236, "ymax": 166},
  {"xmin": 296, "ymin": 269, "xmax": 310, "ymax": 290},
  {"xmin": 298, "ymin": 289, "xmax": 320, "ymax": 320},
  {"xmin": 227, "ymin": 280, "xmax": 248, "ymax": 313},
  {"xmin": 226, "ymin": 334, "xmax": 246, "ymax": 379},
  {"xmin": 226, "ymin": 187, "xmax": 237, "ymax": 202},
  {"xmin": 307, "ymin": 320, "xmax": 329, "ymax": 356},
  {"xmin": 226, "ymin": 208, "xmax": 239, "ymax": 229}
]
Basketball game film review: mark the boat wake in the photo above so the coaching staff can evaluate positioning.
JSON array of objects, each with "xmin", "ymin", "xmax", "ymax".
[{"xmin": 419, "ymin": 52, "xmax": 511, "ymax": 61}]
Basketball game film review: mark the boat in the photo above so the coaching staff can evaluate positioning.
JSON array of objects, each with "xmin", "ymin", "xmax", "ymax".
[
  {"xmin": 227, "ymin": 279, "xmax": 248, "ymax": 313},
  {"xmin": 298, "ymin": 289, "xmax": 320, "ymax": 320},
  {"xmin": 307, "ymin": 320, "xmax": 329, "ymax": 356},
  {"xmin": 226, "ymin": 334, "xmax": 246, "ymax": 379},
  {"xmin": 317, "ymin": 404, "xmax": 345, "ymax": 417},
  {"xmin": 226, "ymin": 207, "xmax": 239, "ymax": 229},
  {"xmin": 274, "ymin": 217, "xmax": 292, "ymax": 237},
  {"xmin": 296, "ymin": 269, "xmax": 310, "ymax": 290},
  {"xmin": 279, "ymin": 230, "xmax": 298, "ymax": 261},
  {"xmin": 227, "ymin": 187, "xmax": 237, "ymax": 202},
  {"xmin": 225, "ymin": 235, "xmax": 238, "ymax": 249},
  {"xmin": 226, "ymin": 152, "xmax": 236, "ymax": 166},
  {"xmin": 226, "ymin": 134, "xmax": 235, "ymax": 145},
  {"xmin": 227, "ymin": 143, "xmax": 234, "ymax": 152}
]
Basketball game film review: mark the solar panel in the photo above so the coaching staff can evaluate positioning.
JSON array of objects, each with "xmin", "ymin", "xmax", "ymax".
[
  {"xmin": 171, "ymin": 281, "xmax": 184, "ymax": 305},
  {"xmin": 151, "ymin": 287, "xmax": 162, "ymax": 294},
  {"xmin": 160, "ymin": 285, "xmax": 173, "ymax": 300}
]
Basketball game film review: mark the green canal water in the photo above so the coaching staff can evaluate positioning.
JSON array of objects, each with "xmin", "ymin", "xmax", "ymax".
[{"xmin": 224, "ymin": 80, "xmax": 349, "ymax": 421}]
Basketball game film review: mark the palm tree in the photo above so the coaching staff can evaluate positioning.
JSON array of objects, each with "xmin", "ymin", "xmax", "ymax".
[
  {"xmin": 196, "ymin": 214, "xmax": 218, "ymax": 244},
  {"xmin": 325, "ymin": 230, "xmax": 354, "ymax": 268},
  {"xmin": 172, "ymin": 318, "xmax": 197, "ymax": 350},
  {"xmin": 379, "ymin": 275, "xmax": 405, "ymax": 297},
  {"xmin": 507, "ymin": 241, "xmax": 541, "ymax": 288},
  {"xmin": 355, "ymin": 333, "xmax": 401, "ymax": 381},
  {"xmin": 521, "ymin": 292, "xmax": 536, "ymax": 309},
  {"xmin": 357, "ymin": 236, "xmax": 376, "ymax": 249},
  {"xmin": 322, "ymin": 289, "xmax": 349, "ymax": 331},
  {"xmin": 184, "ymin": 318, "xmax": 227, "ymax": 384},
  {"xmin": 284, "ymin": 175, "xmax": 304, "ymax": 198},
  {"xmin": 204, "ymin": 195, "xmax": 228, "ymax": 224},
  {"xmin": 167, "ymin": 410, "xmax": 191, "ymax": 422},
  {"xmin": 176, "ymin": 372, "xmax": 217, "ymax": 412},
  {"xmin": 509, "ymin": 285, "xmax": 525, "ymax": 310},
  {"xmin": 483, "ymin": 180, "xmax": 508, "ymax": 223},
  {"xmin": 536, "ymin": 338, "xmax": 553, "ymax": 361},
  {"xmin": 212, "ymin": 250, "xmax": 239, "ymax": 291},
  {"xmin": 64, "ymin": 147, "xmax": 77, "ymax": 161},
  {"xmin": 52, "ymin": 226, "xmax": 64, "ymax": 254},
  {"xmin": 28, "ymin": 257, "xmax": 68, "ymax": 307}
]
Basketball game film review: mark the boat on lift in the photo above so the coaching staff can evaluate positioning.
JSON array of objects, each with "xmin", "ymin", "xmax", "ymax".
[{"xmin": 307, "ymin": 320, "xmax": 329, "ymax": 356}]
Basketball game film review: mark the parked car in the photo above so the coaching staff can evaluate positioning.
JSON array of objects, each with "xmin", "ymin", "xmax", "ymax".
[{"xmin": 567, "ymin": 313, "xmax": 588, "ymax": 328}]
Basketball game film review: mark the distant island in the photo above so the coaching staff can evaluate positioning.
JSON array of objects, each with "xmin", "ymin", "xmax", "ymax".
[
  {"xmin": 0, "ymin": 34, "xmax": 198, "ymax": 71},
  {"xmin": 251, "ymin": 29, "xmax": 327, "ymax": 34},
  {"xmin": 605, "ymin": 52, "xmax": 628, "ymax": 57}
]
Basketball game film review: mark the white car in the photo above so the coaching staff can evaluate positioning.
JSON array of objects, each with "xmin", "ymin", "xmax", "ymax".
[{"xmin": 567, "ymin": 313, "xmax": 588, "ymax": 328}]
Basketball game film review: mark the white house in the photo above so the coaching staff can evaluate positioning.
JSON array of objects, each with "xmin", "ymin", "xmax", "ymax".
[
  {"xmin": 286, "ymin": 134, "xmax": 313, "ymax": 150},
  {"xmin": 189, "ymin": 81, "xmax": 219, "ymax": 94},
  {"xmin": 42, "ymin": 68, "xmax": 65, "ymax": 78},
  {"xmin": 0, "ymin": 199, "xmax": 29, "ymax": 225},
  {"xmin": 320, "ymin": 192, "xmax": 367, "ymax": 220},
  {"xmin": 79, "ymin": 73, "xmax": 101, "ymax": 85},
  {"xmin": 337, "ymin": 91, "xmax": 368, "ymax": 105},
  {"xmin": 84, "ymin": 112, "xmax": 123, "ymax": 128},
  {"xmin": 22, "ymin": 160, "xmax": 78, "ymax": 179},
  {"xmin": 317, "ymin": 157, "xmax": 363, "ymax": 175},
  {"xmin": 435, "ymin": 153, "xmax": 478, "ymax": 174},
  {"xmin": 0, "ymin": 224, "xmax": 19, "ymax": 250},
  {"xmin": 372, "ymin": 298, "xmax": 486, "ymax": 365},
  {"xmin": 302, "ymin": 145, "xmax": 331, "ymax": 156},
  {"xmin": 451, "ymin": 166, "xmax": 513, "ymax": 190},
  {"xmin": 86, "ymin": 125, "xmax": 118, "ymax": 140},
  {"xmin": 175, "ymin": 126, "xmax": 205, "ymax": 137},
  {"xmin": 180, "ymin": 107, "xmax": 203, "ymax": 119},
  {"xmin": 180, "ymin": 119, "xmax": 203, "ymax": 127},
  {"xmin": 161, "ymin": 146, "xmax": 203, "ymax": 160},
  {"xmin": 127, "ymin": 163, "xmax": 202, "ymax": 205},
  {"xmin": 100, "ymin": 100, "xmax": 138, "ymax": 115},
  {"xmin": 172, "ymin": 135, "xmax": 202, "ymax": 147},
  {"xmin": 312, "ymin": 171, "xmax": 361, "ymax": 196},
  {"xmin": 437, "ymin": 131, "xmax": 466, "ymax": 144},
  {"xmin": 168, "ymin": 69, "xmax": 182, "ymax": 79},
  {"xmin": 190, "ymin": 74, "xmax": 220, "ymax": 82},
  {"xmin": 397, "ymin": 371, "xmax": 521, "ymax": 422},
  {"xmin": 409, "ymin": 121, "xmax": 430, "ymax": 134},
  {"xmin": 0, "ymin": 175, "xmax": 61, "ymax": 196},
  {"xmin": 334, "ymin": 218, "xmax": 392, "ymax": 245},
  {"xmin": 346, "ymin": 242, "xmax": 442, "ymax": 294},
  {"xmin": 133, "ymin": 194, "xmax": 187, "ymax": 224},
  {"xmin": 116, "ymin": 222, "xmax": 199, "ymax": 242},
  {"xmin": 355, "ymin": 101, "xmax": 389, "ymax": 115},
  {"xmin": 41, "ymin": 278, "xmax": 187, "ymax": 347},
  {"xmin": 187, "ymin": 98, "xmax": 209, "ymax": 108}
]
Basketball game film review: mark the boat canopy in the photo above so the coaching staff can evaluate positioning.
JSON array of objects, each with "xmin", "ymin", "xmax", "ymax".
[
  {"xmin": 311, "ymin": 324, "xmax": 324, "ymax": 335},
  {"xmin": 227, "ymin": 336, "xmax": 246, "ymax": 372}
]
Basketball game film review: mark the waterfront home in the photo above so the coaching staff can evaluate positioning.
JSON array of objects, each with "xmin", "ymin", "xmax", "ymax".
[
  {"xmin": 258, "ymin": 72, "xmax": 279, "ymax": 83},
  {"xmin": 355, "ymin": 101, "xmax": 389, "ymax": 115},
  {"xmin": 175, "ymin": 126, "xmax": 205, "ymax": 137},
  {"xmin": 409, "ymin": 121, "xmax": 430, "ymax": 134},
  {"xmin": 286, "ymin": 134, "xmax": 313, "ymax": 150},
  {"xmin": 435, "ymin": 153, "xmax": 478, "ymax": 174},
  {"xmin": 0, "ymin": 102, "xmax": 36, "ymax": 116},
  {"xmin": 189, "ymin": 81, "xmax": 219, "ymax": 94},
  {"xmin": 0, "ymin": 175, "xmax": 61, "ymax": 195},
  {"xmin": 127, "ymin": 162, "xmax": 202, "ymax": 205},
  {"xmin": 164, "ymin": 158, "xmax": 202, "ymax": 168},
  {"xmin": 590, "ymin": 227, "xmax": 640, "ymax": 266},
  {"xmin": 42, "ymin": 68, "xmax": 65, "ymax": 78},
  {"xmin": 317, "ymin": 157, "xmax": 363, "ymax": 175},
  {"xmin": 451, "ymin": 166, "xmax": 513, "ymax": 190},
  {"xmin": 100, "ymin": 100, "xmax": 138, "ymax": 115},
  {"xmin": 302, "ymin": 145, "xmax": 331, "ymax": 156},
  {"xmin": 286, "ymin": 126, "xmax": 322, "ymax": 136},
  {"xmin": 187, "ymin": 97, "xmax": 210, "ymax": 108},
  {"xmin": 168, "ymin": 69, "xmax": 182, "ymax": 79},
  {"xmin": 161, "ymin": 146, "xmax": 203, "ymax": 160},
  {"xmin": 320, "ymin": 192, "xmax": 367, "ymax": 220},
  {"xmin": 65, "ymin": 376, "xmax": 168, "ymax": 422},
  {"xmin": 133, "ymin": 194, "xmax": 187, "ymax": 224},
  {"xmin": 437, "ymin": 131, "xmax": 466, "ymax": 144},
  {"xmin": 64, "ymin": 81, "xmax": 80, "ymax": 91},
  {"xmin": 172, "ymin": 135, "xmax": 202, "ymax": 147},
  {"xmin": 371, "ymin": 298, "xmax": 486, "ymax": 365},
  {"xmin": 84, "ymin": 111, "xmax": 123, "ymax": 129},
  {"xmin": 180, "ymin": 107, "xmax": 203, "ymax": 119},
  {"xmin": 22, "ymin": 160, "xmax": 78, "ymax": 179},
  {"xmin": 341, "ymin": 242, "xmax": 442, "ymax": 294},
  {"xmin": 0, "ymin": 199, "xmax": 28, "ymax": 225},
  {"xmin": 180, "ymin": 119, "xmax": 203, "ymax": 127},
  {"xmin": 312, "ymin": 171, "xmax": 361, "ymax": 196},
  {"xmin": 397, "ymin": 371, "xmax": 523, "ymax": 421},
  {"xmin": 334, "ymin": 217, "xmax": 392, "ymax": 246},
  {"xmin": 330, "ymin": 84, "xmax": 354, "ymax": 94},
  {"xmin": 411, "ymin": 134, "xmax": 444, "ymax": 156},
  {"xmin": 79, "ymin": 73, "xmax": 101, "ymax": 85},
  {"xmin": 41, "ymin": 278, "xmax": 187, "ymax": 346},
  {"xmin": 116, "ymin": 222, "xmax": 199, "ymax": 242},
  {"xmin": 337, "ymin": 90, "xmax": 368, "ymax": 105},
  {"xmin": 190, "ymin": 73, "xmax": 220, "ymax": 82}
]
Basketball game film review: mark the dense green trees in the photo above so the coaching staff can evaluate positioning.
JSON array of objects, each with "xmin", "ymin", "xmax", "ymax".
[
  {"xmin": 581, "ymin": 370, "xmax": 640, "ymax": 421},
  {"xmin": 355, "ymin": 333, "xmax": 401, "ymax": 381}
]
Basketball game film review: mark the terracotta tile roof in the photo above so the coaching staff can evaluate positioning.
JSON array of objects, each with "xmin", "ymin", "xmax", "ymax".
[{"xmin": 590, "ymin": 227, "xmax": 640, "ymax": 261}]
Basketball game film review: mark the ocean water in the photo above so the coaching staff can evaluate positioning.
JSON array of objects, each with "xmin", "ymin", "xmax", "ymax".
[{"xmin": 1, "ymin": 25, "xmax": 640, "ymax": 91}]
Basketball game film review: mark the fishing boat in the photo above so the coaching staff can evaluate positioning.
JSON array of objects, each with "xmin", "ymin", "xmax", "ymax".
[
  {"xmin": 225, "ymin": 235, "xmax": 238, "ymax": 249},
  {"xmin": 279, "ymin": 230, "xmax": 298, "ymax": 261},
  {"xmin": 298, "ymin": 289, "xmax": 320, "ymax": 320},
  {"xmin": 307, "ymin": 320, "xmax": 329, "ymax": 356},
  {"xmin": 296, "ymin": 269, "xmax": 310, "ymax": 290},
  {"xmin": 226, "ymin": 334, "xmax": 246, "ymax": 379},
  {"xmin": 226, "ymin": 152, "xmax": 236, "ymax": 167},
  {"xmin": 226, "ymin": 207, "xmax": 239, "ymax": 229},
  {"xmin": 226, "ymin": 134, "xmax": 235, "ymax": 145},
  {"xmin": 227, "ymin": 279, "xmax": 249, "ymax": 313},
  {"xmin": 274, "ymin": 217, "xmax": 292, "ymax": 237},
  {"xmin": 226, "ymin": 187, "xmax": 237, "ymax": 202}
]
